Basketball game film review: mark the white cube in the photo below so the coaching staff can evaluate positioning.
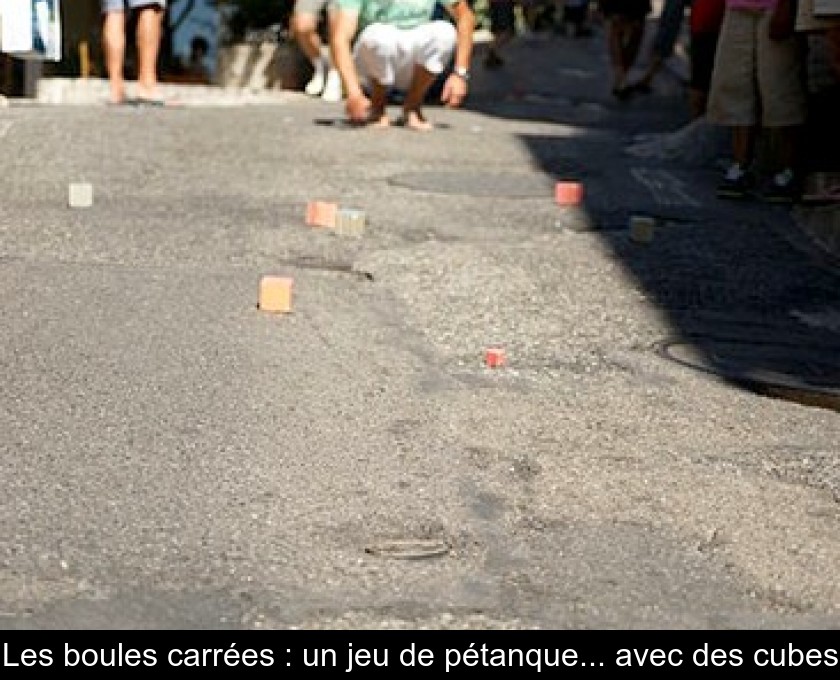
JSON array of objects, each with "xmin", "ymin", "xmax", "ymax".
[
  {"xmin": 335, "ymin": 208, "xmax": 366, "ymax": 237},
  {"xmin": 69, "ymin": 182, "xmax": 93, "ymax": 208},
  {"xmin": 629, "ymin": 215, "xmax": 655, "ymax": 244}
]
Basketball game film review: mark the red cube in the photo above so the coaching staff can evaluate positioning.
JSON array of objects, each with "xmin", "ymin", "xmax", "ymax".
[
  {"xmin": 485, "ymin": 347, "xmax": 506, "ymax": 368},
  {"xmin": 555, "ymin": 181, "xmax": 584, "ymax": 206}
]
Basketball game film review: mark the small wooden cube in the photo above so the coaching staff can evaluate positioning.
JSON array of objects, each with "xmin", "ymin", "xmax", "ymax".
[
  {"xmin": 305, "ymin": 201, "xmax": 338, "ymax": 228},
  {"xmin": 629, "ymin": 215, "xmax": 655, "ymax": 244},
  {"xmin": 335, "ymin": 208, "xmax": 366, "ymax": 237},
  {"xmin": 485, "ymin": 347, "xmax": 506, "ymax": 368},
  {"xmin": 259, "ymin": 276, "xmax": 293, "ymax": 313},
  {"xmin": 69, "ymin": 182, "xmax": 93, "ymax": 208},
  {"xmin": 555, "ymin": 181, "xmax": 584, "ymax": 206}
]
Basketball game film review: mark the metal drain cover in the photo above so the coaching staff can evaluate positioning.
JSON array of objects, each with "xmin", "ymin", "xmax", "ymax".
[
  {"xmin": 659, "ymin": 339, "xmax": 840, "ymax": 410},
  {"xmin": 389, "ymin": 171, "xmax": 566, "ymax": 198}
]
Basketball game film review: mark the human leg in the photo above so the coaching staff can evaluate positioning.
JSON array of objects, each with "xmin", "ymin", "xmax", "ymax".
[
  {"xmin": 366, "ymin": 80, "xmax": 390, "ymax": 126},
  {"xmin": 353, "ymin": 23, "xmax": 402, "ymax": 125},
  {"xmin": 706, "ymin": 9, "xmax": 762, "ymax": 197},
  {"xmin": 401, "ymin": 21, "xmax": 456, "ymax": 130},
  {"xmin": 134, "ymin": 2, "xmax": 164, "ymax": 100},
  {"xmin": 688, "ymin": 30, "xmax": 719, "ymax": 117},
  {"xmin": 321, "ymin": 8, "xmax": 343, "ymax": 101},
  {"xmin": 635, "ymin": 0, "xmax": 686, "ymax": 89},
  {"xmin": 756, "ymin": 10, "xmax": 807, "ymax": 200},
  {"xmin": 732, "ymin": 125, "xmax": 756, "ymax": 167},
  {"xmin": 102, "ymin": 0, "xmax": 127, "ymax": 103},
  {"xmin": 712, "ymin": 125, "xmax": 757, "ymax": 197},
  {"xmin": 293, "ymin": 0, "xmax": 330, "ymax": 95},
  {"xmin": 400, "ymin": 66, "xmax": 438, "ymax": 130},
  {"xmin": 606, "ymin": 17, "xmax": 626, "ymax": 92},
  {"xmin": 606, "ymin": 16, "xmax": 636, "ymax": 95},
  {"xmin": 620, "ymin": 17, "xmax": 646, "ymax": 76}
]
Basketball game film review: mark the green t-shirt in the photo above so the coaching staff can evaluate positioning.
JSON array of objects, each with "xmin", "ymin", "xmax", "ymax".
[{"xmin": 336, "ymin": 0, "xmax": 458, "ymax": 30}]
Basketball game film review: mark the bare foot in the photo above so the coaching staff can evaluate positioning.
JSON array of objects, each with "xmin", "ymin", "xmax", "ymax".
[
  {"xmin": 369, "ymin": 108, "xmax": 391, "ymax": 128},
  {"xmin": 107, "ymin": 88, "xmax": 126, "ymax": 105},
  {"xmin": 403, "ymin": 109, "xmax": 434, "ymax": 132}
]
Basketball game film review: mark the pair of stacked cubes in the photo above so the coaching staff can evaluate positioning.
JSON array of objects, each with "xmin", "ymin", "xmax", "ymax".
[{"xmin": 554, "ymin": 180, "xmax": 655, "ymax": 243}]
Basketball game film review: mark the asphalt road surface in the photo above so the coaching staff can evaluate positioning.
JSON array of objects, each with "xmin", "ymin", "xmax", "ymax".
[{"xmin": 1, "ymin": 31, "xmax": 839, "ymax": 630}]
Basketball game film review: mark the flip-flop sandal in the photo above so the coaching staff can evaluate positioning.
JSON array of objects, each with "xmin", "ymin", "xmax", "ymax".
[
  {"xmin": 132, "ymin": 98, "xmax": 166, "ymax": 107},
  {"xmin": 801, "ymin": 185, "xmax": 840, "ymax": 204},
  {"xmin": 128, "ymin": 97, "xmax": 181, "ymax": 108}
]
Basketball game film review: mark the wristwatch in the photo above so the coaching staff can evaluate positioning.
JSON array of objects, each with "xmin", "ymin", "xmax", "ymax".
[{"xmin": 453, "ymin": 66, "xmax": 470, "ymax": 81}]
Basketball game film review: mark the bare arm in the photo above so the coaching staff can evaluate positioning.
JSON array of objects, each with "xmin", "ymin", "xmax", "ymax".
[
  {"xmin": 330, "ymin": 8, "xmax": 370, "ymax": 121},
  {"xmin": 441, "ymin": 0, "xmax": 475, "ymax": 107}
]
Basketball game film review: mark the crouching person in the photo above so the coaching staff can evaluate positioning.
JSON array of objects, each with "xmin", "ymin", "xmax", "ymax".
[{"xmin": 330, "ymin": 0, "xmax": 476, "ymax": 130}]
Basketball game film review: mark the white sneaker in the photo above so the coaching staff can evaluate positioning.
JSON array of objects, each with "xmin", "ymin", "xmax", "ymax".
[
  {"xmin": 304, "ymin": 69, "xmax": 325, "ymax": 97},
  {"xmin": 321, "ymin": 69, "xmax": 343, "ymax": 102}
]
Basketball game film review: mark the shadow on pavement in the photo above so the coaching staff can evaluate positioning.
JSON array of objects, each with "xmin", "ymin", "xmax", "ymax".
[
  {"xmin": 535, "ymin": 130, "xmax": 840, "ymax": 410},
  {"xmin": 458, "ymin": 29, "xmax": 840, "ymax": 411}
]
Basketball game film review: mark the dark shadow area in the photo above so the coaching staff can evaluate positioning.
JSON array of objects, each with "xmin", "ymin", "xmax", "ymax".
[
  {"xmin": 526, "ymin": 125, "xmax": 840, "ymax": 410},
  {"xmin": 452, "ymin": 24, "xmax": 840, "ymax": 410}
]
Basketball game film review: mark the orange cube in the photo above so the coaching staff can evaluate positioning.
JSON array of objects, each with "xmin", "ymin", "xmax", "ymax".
[
  {"xmin": 555, "ymin": 181, "xmax": 584, "ymax": 206},
  {"xmin": 305, "ymin": 201, "xmax": 338, "ymax": 228},
  {"xmin": 259, "ymin": 276, "xmax": 293, "ymax": 313},
  {"xmin": 485, "ymin": 347, "xmax": 506, "ymax": 368}
]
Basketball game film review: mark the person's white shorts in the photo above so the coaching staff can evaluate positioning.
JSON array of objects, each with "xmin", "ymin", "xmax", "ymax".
[
  {"xmin": 101, "ymin": 0, "xmax": 166, "ymax": 12},
  {"xmin": 353, "ymin": 21, "xmax": 457, "ymax": 90},
  {"xmin": 294, "ymin": 0, "xmax": 333, "ymax": 17}
]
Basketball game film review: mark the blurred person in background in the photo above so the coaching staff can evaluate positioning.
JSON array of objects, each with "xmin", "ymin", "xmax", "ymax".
[
  {"xmin": 687, "ymin": 0, "xmax": 726, "ymax": 116},
  {"xmin": 707, "ymin": 0, "xmax": 807, "ymax": 202},
  {"xmin": 600, "ymin": 0, "xmax": 652, "ymax": 99},
  {"xmin": 292, "ymin": 0, "xmax": 343, "ymax": 101},
  {"xmin": 330, "ymin": 0, "xmax": 475, "ymax": 129},
  {"xmin": 102, "ymin": 0, "xmax": 165, "ymax": 105},
  {"xmin": 628, "ymin": 0, "xmax": 689, "ymax": 94}
]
